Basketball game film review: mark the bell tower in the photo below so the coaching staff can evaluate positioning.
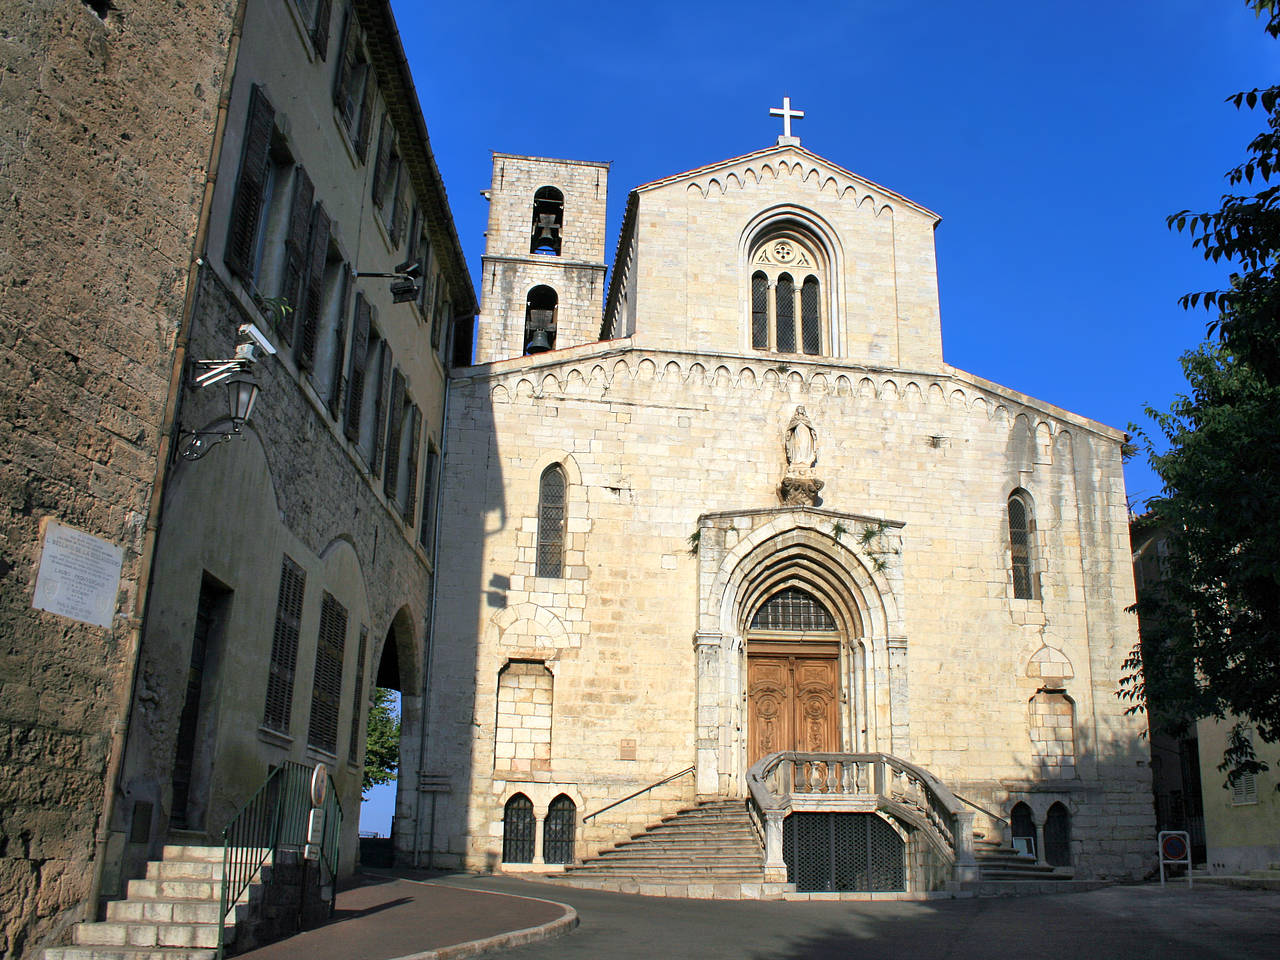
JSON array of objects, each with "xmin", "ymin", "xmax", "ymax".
[{"xmin": 474, "ymin": 153, "xmax": 610, "ymax": 364}]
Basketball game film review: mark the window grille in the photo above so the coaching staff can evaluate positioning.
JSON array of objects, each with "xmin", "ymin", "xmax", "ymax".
[
  {"xmin": 537, "ymin": 465, "xmax": 566, "ymax": 578},
  {"xmin": 801, "ymin": 276, "xmax": 821, "ymax": 355},
  {"xmin": 1045, "ymin": 802, "xmax": 1071, "ymax": 866},
  {"xmin": 751, "ymin": 587, "xmax": 835, "ymax": 631},
  {"xmin": 264, "ymin": 556, "xmax": 306, "ymax": 732},
  {"xmin": 751, "ymin": 271, "xmax": 769, "ymax": 349},
  {"xmin": 543, "ymin": 795, "xmax": 576, "ymax": 864},
  {"xmin": 308, "ymin": 591, "xmax": 348, "ymax": 755},
  {"xmin": 1008, "ymin": 492, "xmax": 1037, "ymax": 599},
  {"xmin": 502, "ymin": 794, "xmax": 535, "ymax": 863},
  {"xmin": 776, "ymin": 274, "xmax": 796, "ymax": 353},
  {"xmin": 782, "ymin": 813, "xmax": 904, "ymax": 892}
]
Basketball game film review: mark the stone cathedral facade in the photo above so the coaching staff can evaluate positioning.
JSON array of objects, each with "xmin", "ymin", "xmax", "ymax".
[{"xmin": 424, "ymin": 123, "xmax": 1153, "ymax": 887}]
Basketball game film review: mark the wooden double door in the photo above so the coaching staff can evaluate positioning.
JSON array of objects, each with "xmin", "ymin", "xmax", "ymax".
[{"xmin": 747, "ymin": 641, "xmax": 841, "ymax": 768}]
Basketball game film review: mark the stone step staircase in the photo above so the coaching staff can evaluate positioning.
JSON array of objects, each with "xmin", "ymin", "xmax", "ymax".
[
  {"xmin": 959, "ymin": 837, "xmax": 1109, "ymax": 897},
  {"xmin": 551, "ymin": 800, "xmax": 788, "ymax": 897},
  {"xmin": 43, "ymin": 845, "xmax": 266, "ymax": 960}
]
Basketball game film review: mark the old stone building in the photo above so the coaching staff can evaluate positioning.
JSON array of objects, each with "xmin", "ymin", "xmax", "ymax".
[
  {"xmin": 423, "ymin": 113, "xmax": 1154, "ymax": 891},
  {"xmin": 0, "ymin": 2, "xmax": 471, "ymax": 956}
]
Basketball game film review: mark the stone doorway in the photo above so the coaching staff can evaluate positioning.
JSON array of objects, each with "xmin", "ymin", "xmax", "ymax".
[{"xmin": 746, "ymin": 641, "xmax": 840, "ymax": 768}]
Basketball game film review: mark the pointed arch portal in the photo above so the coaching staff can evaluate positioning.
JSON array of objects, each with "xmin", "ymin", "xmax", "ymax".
[{"xmin": 693, "ymin": 508, "xmax": 907, "ymax": 797}]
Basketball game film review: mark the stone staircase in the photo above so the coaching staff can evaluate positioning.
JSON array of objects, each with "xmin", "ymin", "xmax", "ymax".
[
  {"xmin": 43, "ymin": 845, "xmax": 265, "ymax": 960},
  {"xmin": 551, "ymin": 800, "xmax": 789, "ymax": 898}
]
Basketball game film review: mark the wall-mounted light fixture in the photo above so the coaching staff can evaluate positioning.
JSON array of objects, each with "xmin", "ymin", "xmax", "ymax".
[
  {"xmin": 177, "ymin": 323, "xmax": 272, "ymax": 461},
  {"xmin": 356, "ymin": 258, "xmax": 422, "ymax": 304}
]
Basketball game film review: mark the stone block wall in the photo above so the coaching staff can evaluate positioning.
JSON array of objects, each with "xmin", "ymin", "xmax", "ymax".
[{"xmin": 0, "ymin": 2, "xmax": 233, "ymax": 955}]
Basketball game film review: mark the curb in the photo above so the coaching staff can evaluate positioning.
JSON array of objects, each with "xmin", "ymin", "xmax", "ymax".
[{"xmin": 386, "ymin": 880, "xmax": 579, "ymax": 960}]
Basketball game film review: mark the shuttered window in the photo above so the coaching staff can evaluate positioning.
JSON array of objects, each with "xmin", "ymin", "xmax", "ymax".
[
  {"xmin": 347, "ymin": 627, "xmax": 367, "ymax": 766},
  {"xmin": 382, "ymin": 369, "xmax": 407, "ymax": 501},
  {"xmin": 418, "ymin": 443, "xmax": 439, "ymax": 551},
  {"xmin": 536, "ymin": 465, "xmax": 566, "ymax": 578},
  {"xmin": 296, "ymin": 202, "xmax": 331, "ymax": 369},
  {"xmin": 343, "ymin": 294, "xmax": 372, "ymax": 440},
  {"xmin": 277, "ymin": 166, "xmax": 315, "ymax": 343},
  {"xmin": 264, "ymin": 556, "xmax": 306, "ymax": 733},
  {"xmin": 225, "ymin": 85, "xmax": 276, "ymax": 280},
  {"xmin": 370, "ymin": 341, "xmax": 393, "ymax": 477},
  {"xmin": 308, "ymin": 591, "xmax": 348, "ymax": 755},
  {"xmin": 400, "ymin": 403, "xmax": 421, "ymax": 527},
  {"xmin": 333, "ymin": 7, "xmax": 373, "ymax": 161}
]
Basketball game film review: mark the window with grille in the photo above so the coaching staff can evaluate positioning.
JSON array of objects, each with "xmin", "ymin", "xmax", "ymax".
[
  {"xmin": 308, "ymin": 591, "xmax": 348, "ymax": 755},
  {"xmin": 264, "ymin": 556, "xmax": 306, "ymax": 733},
  {"xmin": 748, "ymin": 233, "xmax": 825, "ymax": 356},
  {"xmin": 537, "ymin": 465, "xmax": 566, "ymax": 578},
  {"xmin": 782, "ymin": 812, "xmax": 904, "ymax": 892},
  {"xmin": 751, "ymin": 587, "xmax": 836, "ymax": 631},
  {"xmin": 543, "ymin": 795, "xmax": 576, "ymax": 864},
  {"xmin": 1008, "ymin": 490, "xmax": 1039, "ymax": 600},
  {"xmin": 502, "ymin": 794, "xmax": 535, "ymax": 863}
]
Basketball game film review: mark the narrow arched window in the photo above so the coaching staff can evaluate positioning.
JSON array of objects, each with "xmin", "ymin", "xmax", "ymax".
[
  {"xmin": 1010, "ymin": 802, "xmax": 1036, "ymax": 859},
  {"xmin": 751, "ymin": 271, "xmax": 769, "ymax": 350},
  {"xmin": 776, "ymin": 273, "xmax": 795, "ymax": 353},
  {"xmin": 502, "ymin": 793, "xmax": 535, "ymax": 863},
  {"xmin": 524, "ymin": 285, "xmax": 558, "ymax": 355},
  {"xmin": 530, "ymin": 186, "xmax": 564, "ymax": 255},
  {"xmin": 537, "ymin": 465, "xmax": 566, "ymax": 578},
  {"xmin": 801, "ymin": 276, "xmax": 821, "ymax": 355},
  {"xmin": 543, "ymin": 794, "xmax": 577, "ymax": 864},
  {"xmin": 1007, "ymin": 490, "xmax": 1038, "ymax": 599},
  {"xmin": 1044, "ymin": 802, "xmax": 1071, "ymax": 866}
]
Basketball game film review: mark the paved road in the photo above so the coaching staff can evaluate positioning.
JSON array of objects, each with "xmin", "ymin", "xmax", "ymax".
[{"xmin": 440, "ymin": 876, "xmax": 1280, "ymax": 960}]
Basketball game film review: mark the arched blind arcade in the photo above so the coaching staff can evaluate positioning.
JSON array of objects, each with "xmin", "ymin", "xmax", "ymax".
[{"xmin": 751, "ymin": 587, "xmax": 836, "ymax": 632}]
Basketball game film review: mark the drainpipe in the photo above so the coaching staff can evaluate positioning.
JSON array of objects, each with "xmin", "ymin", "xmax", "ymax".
[
  {"xmin": 413, "ymin": 361, "xmax": 453, "ymax": 868},
  {"xmin": 86, "ymin": 0, "xmax": 248, "ymax": 919}
]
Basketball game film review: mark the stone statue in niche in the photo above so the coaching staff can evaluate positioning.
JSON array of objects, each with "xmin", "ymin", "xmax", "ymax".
[{"xmin": 780, "ymin": 405, "xmax": 824, "ymax": 506}]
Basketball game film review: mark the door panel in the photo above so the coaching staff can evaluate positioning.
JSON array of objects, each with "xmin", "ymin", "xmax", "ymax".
[{"xmin": 747, "ymin": 651, "xmax": 839, "ymax": 767}]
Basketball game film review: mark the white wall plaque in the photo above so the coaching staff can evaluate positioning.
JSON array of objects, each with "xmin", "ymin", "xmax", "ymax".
[{"xmin": 32, "ymin": 520, "xmax": 124, "ymax": 629}]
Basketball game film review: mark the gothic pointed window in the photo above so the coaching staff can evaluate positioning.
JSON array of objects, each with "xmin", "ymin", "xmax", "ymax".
[
  {"xmin": 530, "ymin": 186, "xmax": 564, "ymax": 255},
  {"xmin": 748, "ymin": 229, "xmax": 827, "ymax": 356},
  {"xmin": 537, "ymin": 465, "xmax": 566, "ymax": 578},
  {"xmin": 1008, "ymin": 489, "xmax": 1039, "ymax": 600},
  {"xmin": 523, "ymin": 285, "xmax": 557, "ymax": 355}
]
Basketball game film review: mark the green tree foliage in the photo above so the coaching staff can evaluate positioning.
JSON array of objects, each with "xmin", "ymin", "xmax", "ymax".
[
  {"xmin": 1125, "ymin": 2, "xmax": 1280, "ymax": 786},
  {"xmin": 363, "ymin": 687, "xmax": 400, "ymax": 795}
]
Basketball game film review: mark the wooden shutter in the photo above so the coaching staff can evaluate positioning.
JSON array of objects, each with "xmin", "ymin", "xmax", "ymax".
[
  {"xmin": 371, "ymin": 115, "xmax": 394, "ymax": 207},
  {"xmin": 264, "ymin": 555, "xmax": 306, "ymax": 733},
  {"xmin": 279, "ymin": 166, "xmax": 315, "ymax": 342},
  {"xmin": 225, "ymin": 84, "xmax": 275, "ymax": 279},
  {"xmin": 307, "ymin": 591, "xmax": 348, "ymax": 755},
  {"xmin": 332, "ymin": 8, "xmax": 355, "ymax": 120},
  {"xmin": 430, "ymin": 283, "xmax": 445, "ymax": 348},
  {"xmin": 298, "ymin": 202, "xmax": 330, "ymax": 369},
  {"xmin": 327, "ymin": 267, "xmax": 352, "ymax": 420},
  {"xmin": 383, "ymin": 369, "xmax": 406, "ymax": 500},
  {"xmin": 344, "ymin": 293, "xmax": 371, "ymax": 440},
  {"xmin": 347, "ymin": 626, "xmax": 367, "ymax": 765},
  {"xmin": 399, "ymin": 404, "xmax": 419, "ymax": 527},
  {"xmin": 418, "ymin": 445, "xmax": 438, "ymax": 549},
  {"xmin": 311, "ymin": 0, "xmax": 332, "ymax": 60},
  {"xmin": 371, "ymin": 343, "xmax": 393, "ymax": 479},
  {"xmin": 389, "ymin": 173, "xmax": 409, "ymax": 247},
  {"xmin": 355, "ymin": 72, "xmax": 375, "ymax": 162}
]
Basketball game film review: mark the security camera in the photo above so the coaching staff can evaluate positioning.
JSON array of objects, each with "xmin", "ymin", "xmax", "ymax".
[
  {"xmin": 395, "ymin": 258, "xmax": 423, "ymax": 279},
  {"xmin": 238, "ymin": 322, "xmax": 278, "ymax": 357}
]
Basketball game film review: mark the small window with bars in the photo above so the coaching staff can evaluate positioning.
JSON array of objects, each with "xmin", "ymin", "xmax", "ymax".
[
  {"xmin": 264, "ymin": 556, "xmax": 306, "ymax": 733},
  {"xmin": 502, "ymin": 793, "xmax": 535, "ymax": 863},
  {"xmin": 1008, "ymin": 490, "xmax": 1039, "ymax": 600},
  {"xmin": 751, "ymin": 587, "xmax": 836, "ymax": 631},
  {"xmin": 536, "ymin": 465, "xmax": 566, "ymax": 578},
  {"xmin": 308, "ymin": 591, "xmax": 348, "ymax": 755}
]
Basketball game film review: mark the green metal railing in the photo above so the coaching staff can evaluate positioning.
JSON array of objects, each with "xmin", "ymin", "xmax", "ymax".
[{"xmin": 215, "ymin": 761, "xmax": 342, "ymax": 959}]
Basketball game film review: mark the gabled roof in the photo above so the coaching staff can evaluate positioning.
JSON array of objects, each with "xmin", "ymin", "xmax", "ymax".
[{"xmin": 631, "ymin": 142, "xmax": 941, "ymax": 222}]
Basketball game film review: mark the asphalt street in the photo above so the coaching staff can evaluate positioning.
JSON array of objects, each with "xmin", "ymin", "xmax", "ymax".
[{"xmin": 440, "ymin": 876, "xmax": 1280, "ymax": 960}]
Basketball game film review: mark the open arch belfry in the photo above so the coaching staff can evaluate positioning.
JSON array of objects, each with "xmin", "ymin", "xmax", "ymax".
[{"xmin": 426, "ymin": 125, "xmax": 1153, "ymax": 893}]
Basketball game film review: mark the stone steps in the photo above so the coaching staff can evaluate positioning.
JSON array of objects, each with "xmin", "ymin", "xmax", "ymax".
[
  {"xmin": 43, "ymin": 845, "xmax": 265, "ymax": 960},
  {"xmin": 973, "ymin": 840, "xmax": 1070, "ymax": 882}
]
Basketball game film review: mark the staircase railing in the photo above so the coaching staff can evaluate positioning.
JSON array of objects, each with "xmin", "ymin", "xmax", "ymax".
[
  {"xmin": 216, "ymin": 761, "xmax": 341, "ymax": 959},
  {"xmin": 582, "ymin": 765, "xmax": 695, "ymax": 823},
  {"xmin": 745, "ymin": 751, "xmax": 978, "ymax": 883}
]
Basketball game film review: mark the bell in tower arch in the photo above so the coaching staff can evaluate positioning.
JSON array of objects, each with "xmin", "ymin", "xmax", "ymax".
[{"xmin": 530, "ymin": 186, "xmax": 564, "ymax": 256}]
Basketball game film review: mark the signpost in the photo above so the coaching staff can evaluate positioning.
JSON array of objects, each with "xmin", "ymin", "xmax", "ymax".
[{"xmin": 1158, "ymin": 830, "xmax": 1192, "ymax": 888}]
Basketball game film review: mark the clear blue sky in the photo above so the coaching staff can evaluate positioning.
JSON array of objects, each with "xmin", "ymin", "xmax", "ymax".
[{"xmin": 363, "ymin": 1, "xmax": 1276, "ymax": 834}]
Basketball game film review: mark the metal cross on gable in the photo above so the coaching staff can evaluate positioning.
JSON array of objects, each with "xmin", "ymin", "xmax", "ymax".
[{"xmin": 770, "ymin": 96, "xmax": 805, "ymax": 143}]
